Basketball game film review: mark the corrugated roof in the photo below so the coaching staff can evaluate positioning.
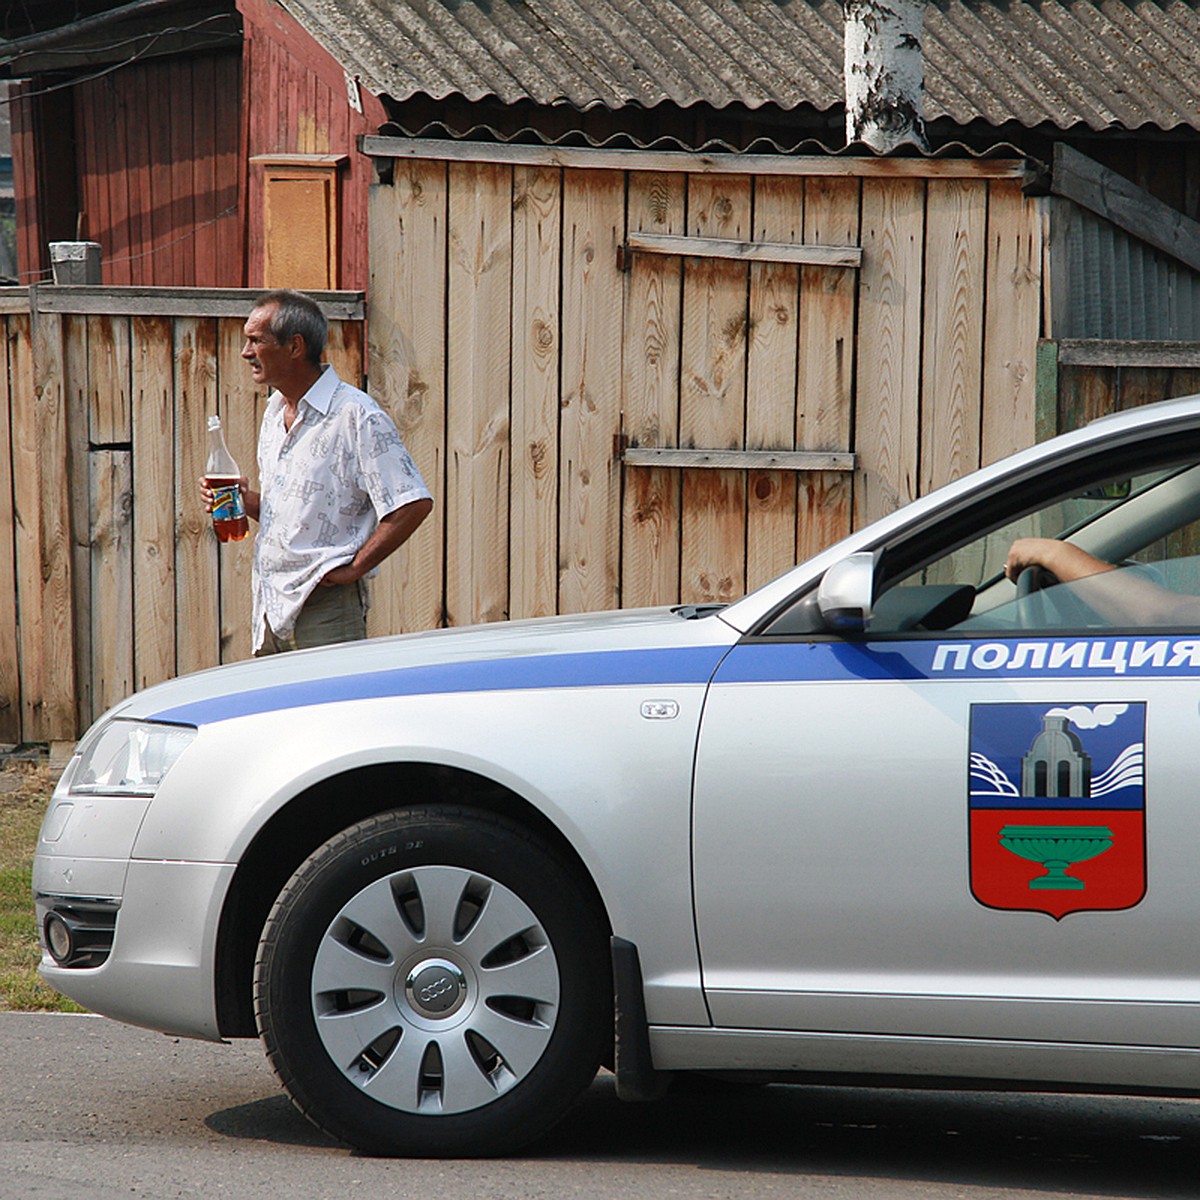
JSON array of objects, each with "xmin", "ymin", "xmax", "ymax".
[{"xmin": 277, "ymin": 0, "xmax": 1200, "ymax": 133}]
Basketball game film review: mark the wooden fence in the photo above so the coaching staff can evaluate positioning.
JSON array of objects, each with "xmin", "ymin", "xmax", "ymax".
[
  {"xmin": 2, "ymin": 149, "xmax": 1053, "ymax": 743},
  {"xmin": 1044, "ymin": 339, "xmax": 1200, "ymax": 434},
  {"xmin": 0, "ymin": 287, "xmax": 365, "ymax": 746},
  {"xmin": 10, "ymin": 175, "xmax": 1200, "ymax": 747},
  {"xmin": 364, "ymin": 141, "xmax": 1046, "ymax": 634}
]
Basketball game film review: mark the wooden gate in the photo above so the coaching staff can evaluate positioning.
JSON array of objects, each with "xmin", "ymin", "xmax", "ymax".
[{"xmin": 365, "ymin": 139, "xmax": 1044, "ymax": 631}]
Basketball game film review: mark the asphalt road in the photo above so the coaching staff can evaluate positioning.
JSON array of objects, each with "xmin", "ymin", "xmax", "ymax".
[{"xmin": 2, "ymin": 1011, "xmax": 1198, "ymax": 1200}]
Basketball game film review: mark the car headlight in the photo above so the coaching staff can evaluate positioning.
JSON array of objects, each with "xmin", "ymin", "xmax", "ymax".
[{"xmin": 69, "ymin": 719, "xmax": 196, "ymax": 797}]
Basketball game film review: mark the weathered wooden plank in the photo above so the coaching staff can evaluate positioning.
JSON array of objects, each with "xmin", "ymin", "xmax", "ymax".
[
  {"xmin": 33, "ymin": 309, "xmax": 77, "ymax": 739},
  {"xmin": 1166, "ymin": 367, "xmax": 1200, "ymax": 406},
  {"xmin": 147, "ymin": 60, "xmax": 175, "ymax": 287},
  {"xmin": 325, "ymin": 318, "xmax": 365, "ymax": 391},
  {"xmin": 1116, "ymin": 366, "xmax": 1178, "ymax": 413},
  {"xmin": 9, "ymin": 87, "xmax": 39, "ymax": 289},
  {"xmin": 107, "ymin": 73, "xmax": 132, "ymax": 286},
  {"xmin": 64, "ymin": 315, "xmax": 93, "ymax": 730},
  {"xmin": 364, "ymin": 136, "xmax": 1028, "ymax": 180},
  {"xmin": 367, "ymin": 163, "xmax": 447, "ymax": 635},
  {"xmin": 1058, "ymin": 339, "xmax": 1200, "ymax": 368},
  {"xmin": 74, "ymin": 78, "xmax": 102, "ymax": 277},
  {"xmin": 1035, "ymin": 339, "xmax": 1059, "ymax": 442},
  {"xmin": 0, "ymin": 292, "xmax": 32, "ymax": 315},
  {"xmin": 90, "ymin": 449, "xmax": 133, "ymax": 715},
  {"xmin": 214, "ymin": 52, "xmax": 245, "ymax": 288},
  {"xmin": 981, "ymin": 180, "xmax": 1043, "ymax": 464},
  {"xmin": 174, "ymin": 318, "xmax": 221, "ymax": 674},
  {"xmin": 560, "ymin": 168, "xmax": 625, "ymax": 614},
  {"xmin": 625, "ymin": 448, "xmax": 854, "ymax": 470},
  {"xmin": 169, "ymin": 59, "xmax": 197, "ymax": 285},
  {"xmin": 446, "ymin": 161, "xmax": 512, "ymax": 626},
  {"xmin": 626, "ymin": 232, "xmax": 861, "ymax": 268},
  {"xmin": 680, "ymin": 174, "xmax": 751, "ymax": 604},
  {"xmin": 854, "ymin": 178, "xmax": 925, "ymax": 528},
  {"xmin": 130, "ymin": 317, "xmax": 177, "ymax": 691},
  {"xmin": 797, "ymin": 176, "xmax": 860, "ymax": 560},
  {"xmin": 34, "ymin": 287, "xmax": 365, "ymax": 319},
  {"xmin": 9, "ymin": 313, "xmax": 42, "ymax": 740},
  {"xmin": 746, "ymin": 175, "xmax": 803, "ymax": 590},
  {"xmin": 192, "ymin": 53, "xmax": 220, "ymax": 286},
  {"xmin": 87, "ymin": 313, "xmax": 132, "ymax": 446},
  {"xmin": 1057, "ymin": 364, "xmax": 1114, "ymax": 434},
  {"xmin": 0, "ymin": 319, "xmax": 20, "ymax": 742},
  {"xmin": 920, "ymin": 178, "xmax": 986, "ymax": 493},
  {"xmin": 128, "ymin": 64, "xmax": 153, "ymax": 284},
  {"xmin": 510, "ymin": 165, "xmax": 561, "ymax": 620},
  {"xmin": 1052, "ymin": 144, "xmax": 1200, "ymax": 275},
  {"xmin": 622, "ymin": 171, "xmax": 685, "ymax": 609}
]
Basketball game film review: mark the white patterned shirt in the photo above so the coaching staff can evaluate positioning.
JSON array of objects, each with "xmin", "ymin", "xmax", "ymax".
[{"xmin": 252, "ymin": 366, "xmax": 431, "ymax": 651}]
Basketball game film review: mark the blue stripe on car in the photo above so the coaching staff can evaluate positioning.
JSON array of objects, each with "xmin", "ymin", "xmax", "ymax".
[
  {"xmin": 150, "ymin": 634, "xmax": 1200, "ymax": 727},
  {"xmin": 149, "ymin": 645, "xmax": 732, "ymax": 726}
]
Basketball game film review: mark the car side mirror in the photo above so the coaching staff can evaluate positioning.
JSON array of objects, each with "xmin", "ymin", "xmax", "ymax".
[{"xmin": 817, "ymin": 552, "xmax": 876, "ymax": 632}]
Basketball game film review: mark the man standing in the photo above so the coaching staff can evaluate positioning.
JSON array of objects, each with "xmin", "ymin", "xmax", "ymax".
[{"xmin": 202, "ymin": 289, "xmax": 432, "ymax": 654}]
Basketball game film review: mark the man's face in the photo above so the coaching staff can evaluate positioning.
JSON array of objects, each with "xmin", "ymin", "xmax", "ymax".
[{"xmin": 242, "ymin": 305, "xmax": 291, "ymax": 388}]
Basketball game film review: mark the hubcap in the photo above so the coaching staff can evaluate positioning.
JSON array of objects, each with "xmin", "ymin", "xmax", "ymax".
[{"xmin": 310, "ymin": 864, "xmax": 560, "ymax": 1115}]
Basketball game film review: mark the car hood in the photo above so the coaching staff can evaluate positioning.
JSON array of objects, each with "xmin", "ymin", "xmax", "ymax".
[{"xmin": 109, "ymin": 606, "xmax": 740, "ymax": 729}]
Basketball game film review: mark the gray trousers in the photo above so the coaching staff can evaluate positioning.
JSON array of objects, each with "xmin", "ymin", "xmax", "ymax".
[{"xmin": 255, "ymin": 580, "xmax": 367, "ymax": 655}]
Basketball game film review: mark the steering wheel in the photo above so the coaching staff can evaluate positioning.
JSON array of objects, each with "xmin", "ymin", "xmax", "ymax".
[
  {"xmin": 1014, "ymin": 564, "xmax": 1099, "ymax": 628},
  {"xmin": 1015, "ymin": 565, "xmax": 1054, "ymax": 598}
]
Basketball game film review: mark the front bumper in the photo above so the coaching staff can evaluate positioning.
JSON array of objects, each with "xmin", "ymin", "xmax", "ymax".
[{"xmin": 35, "ymin": 858, "xmax": 235, "ymax": 1041}]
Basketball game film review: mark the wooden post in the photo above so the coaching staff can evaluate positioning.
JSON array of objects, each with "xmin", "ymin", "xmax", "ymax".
[
  {"xmin": 33, "ymin": 305, "xmax": 78, "ymax": 740},
  {"xmin": 132, "ymin": 316, "xmax": 178, "ymax": 690},
  {"xmin": 559, "ymin": 169, "xmax": 624, "ymax": 615},
  {"xmin": 445, "ymin": 162, "xmax": 512, "ymax": 626},
  {"xmin": 746, "ymin": 176, "xmax": 803, "ymax": 590},
  {"xmin": 0, "ymin": 316, "xmax": 20, "ymax": 744},
  {"xmin": 981, "ymin": 180, "xmax": 1042, "ymax": 463},
  {"xmin": 680, "ymin": 175, "xmax": 751, "ymax": 604},
  {"xmin": 174, "ymin": 318, "xmax": 220, "ymax": 674},
  {"xmin": 510, "ymin": 165, "xmax": 562, "ymax": 620},
  {"xmin": 920, "ymin": 178, "xmax": 986, "ymax": 492},
  {"xmin": 854, "ymin": 178, "xmax": 925, "ymax": 527},
  {"xmin": 797, "ymin": 176, "xmax": 859, "ymax": 561},
  {"xmin": 622, "ymin": 172, "xmax": 685, "ymax": 609}
]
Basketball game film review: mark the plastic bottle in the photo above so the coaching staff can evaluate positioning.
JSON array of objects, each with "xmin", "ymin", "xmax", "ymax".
[{"xmin": 205, "ymin": 415, "xmax": 249, "ymax": 543}]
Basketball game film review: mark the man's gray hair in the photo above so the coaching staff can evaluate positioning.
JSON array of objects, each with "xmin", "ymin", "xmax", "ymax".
[{"xmin": 254, "ymin": 289, "xmax": 328, "ymax": 365}]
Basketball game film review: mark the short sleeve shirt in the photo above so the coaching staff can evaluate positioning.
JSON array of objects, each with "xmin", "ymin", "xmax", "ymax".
[{"xmin": 252, "ymin": 366, "xmax": 431, "ymax": 650}]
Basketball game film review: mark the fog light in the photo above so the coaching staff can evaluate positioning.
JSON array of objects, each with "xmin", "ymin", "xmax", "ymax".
[{"xmin": 44, "ymin": 912, "xmax": 74, "ymax": 964}]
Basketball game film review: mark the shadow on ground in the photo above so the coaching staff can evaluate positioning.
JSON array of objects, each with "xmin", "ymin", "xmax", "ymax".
[{"xmin": 206, "ymin": 1071, "xmax": 1200, "ymax": 1196}]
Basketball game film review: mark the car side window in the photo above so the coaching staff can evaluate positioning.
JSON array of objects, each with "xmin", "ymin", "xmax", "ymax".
[{"xmin": 871, "ymin": 466, "xmax": 1200, "ymax": 636}]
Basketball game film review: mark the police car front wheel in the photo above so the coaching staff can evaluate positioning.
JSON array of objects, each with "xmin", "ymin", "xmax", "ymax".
[{"xmin": 253, "ymin": 806, "xmax": 611, "ymax": 1156}]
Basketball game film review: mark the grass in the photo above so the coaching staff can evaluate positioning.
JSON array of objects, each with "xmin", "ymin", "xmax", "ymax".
[{"xmin": 0, "ymin": 757, "xmax": 85, "ymax": 1012}]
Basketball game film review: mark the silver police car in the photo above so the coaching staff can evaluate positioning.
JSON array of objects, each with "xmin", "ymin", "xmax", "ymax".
[{"xmin": 35, "ymin": 394, "xmax": 1200, "ymax": 1155}]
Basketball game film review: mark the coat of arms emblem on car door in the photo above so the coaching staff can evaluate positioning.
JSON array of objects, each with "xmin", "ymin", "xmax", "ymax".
[{"xmin": 968, "ymin": 702, "xmax": 1147, "ymax": 919}]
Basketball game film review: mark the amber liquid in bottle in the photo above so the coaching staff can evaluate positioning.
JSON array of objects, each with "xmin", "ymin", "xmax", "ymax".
[{"xmin": 206, "ymin": 475, "xmax": 249, "ymax": 542}]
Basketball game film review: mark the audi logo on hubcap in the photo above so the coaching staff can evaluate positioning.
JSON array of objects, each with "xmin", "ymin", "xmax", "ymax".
[{"xmin": 405, "ymin": 959, "xmax": 467, "ymax": 1017}]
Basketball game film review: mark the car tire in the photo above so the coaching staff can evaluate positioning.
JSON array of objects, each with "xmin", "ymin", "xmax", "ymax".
[{"xmin": 254, "ymin": 806, "xmax": 610, "ymax": 1156}]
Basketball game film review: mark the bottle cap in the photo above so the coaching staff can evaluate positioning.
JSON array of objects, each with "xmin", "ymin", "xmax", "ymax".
[{"xmin": 207, "ymin": 415, "xmax": 221, "ymax": 432}]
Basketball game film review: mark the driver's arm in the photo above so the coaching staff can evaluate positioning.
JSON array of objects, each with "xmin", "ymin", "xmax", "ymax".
[
  {"xmin": 1005, "ymin": 538, "xmax": 1114, "ymax": 585},
  {"xmin": 1005, "ymin": 537, "xmax": 1196, "ymax": 625}
]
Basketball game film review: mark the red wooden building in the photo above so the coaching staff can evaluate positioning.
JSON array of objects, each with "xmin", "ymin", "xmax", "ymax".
[{"xmin": 4, "ymin": 0, "xmax": 385, "ymax": 291}]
